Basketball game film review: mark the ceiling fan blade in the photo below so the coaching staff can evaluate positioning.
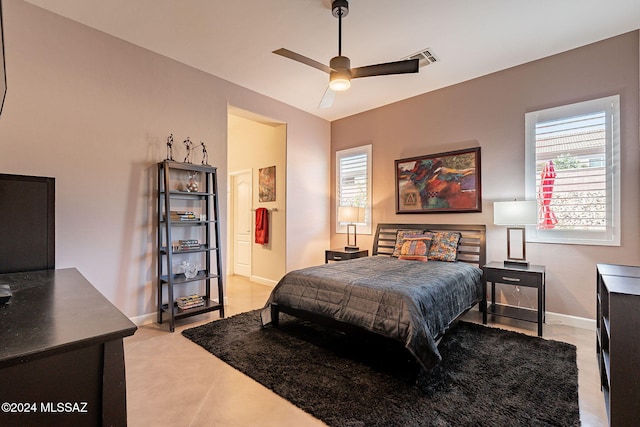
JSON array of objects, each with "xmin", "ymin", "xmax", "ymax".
[
  {"xmin": 318, "ymin": 86, "xmax": 335, "ymax": 109},
  {"xmin": 273, "ymin": 48, "xmax": 333, "ymax": 74},
  {"xmin": 351, "ymin": 58, "xmax": 419, "ymax": 79}
]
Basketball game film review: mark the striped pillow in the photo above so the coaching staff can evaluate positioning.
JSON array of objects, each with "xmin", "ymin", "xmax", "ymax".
[
  {"xmin": 392, "ymin": 229, "xmax": 429, "ymax": 257},
  {"xmin": 398, "ymin": 235, "xmax": 433, "ymax": 262}
]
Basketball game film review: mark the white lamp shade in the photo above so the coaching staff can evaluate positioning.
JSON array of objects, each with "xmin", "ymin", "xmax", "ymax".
[
  {"xmin": 493, "ymin": 200, "xmax": 537, "ymax": 225},
  {"xmin": 338, "ymin": 206, "xmax": 365, "ymax": 223}
]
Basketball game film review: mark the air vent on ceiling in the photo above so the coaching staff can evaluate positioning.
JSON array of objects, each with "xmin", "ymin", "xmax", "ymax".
[{"xmin": 403, "ymin": 48, "xmax": 438, "ymax": 68}]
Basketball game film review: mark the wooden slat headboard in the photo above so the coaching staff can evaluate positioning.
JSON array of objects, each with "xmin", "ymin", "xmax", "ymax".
[{"xmin": 372, "ymin": 223, "xmax": 486, "ymax": 268}]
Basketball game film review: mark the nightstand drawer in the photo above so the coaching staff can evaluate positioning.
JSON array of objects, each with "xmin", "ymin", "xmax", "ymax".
[
  {"xmin": 486, "ymin": 268, "xmax": 541, "ymax": 287},
  {"xmin": 325, "ymin": 249, "xmax": 368, "ymax": 263},
  {"xmin": 329, "ymin": 253, "xmax": 348, "ymax": 261}
]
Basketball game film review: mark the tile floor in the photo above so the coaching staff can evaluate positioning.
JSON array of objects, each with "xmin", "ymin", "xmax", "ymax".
[{"xmin": 125, "ymin": 275, "xmax": 607, "ymax": 426}]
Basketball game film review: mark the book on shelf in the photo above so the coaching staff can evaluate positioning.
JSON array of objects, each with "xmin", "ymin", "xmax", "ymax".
[
  {"xmin": 173, "ymin": 239, "xmax": 201, "ymax": 251},
  {"xmin": 179, "ymin": 239, "xmax": 199, "ymax": 244},
  {"xmin": 177, "ymin": 301, "xmax": 204, "ymax": 310},
  {"xmin": 167, "ymin": 211, "xmax": 198, "ymax": 221},
  {"xmin": 176, "ymin": 294, "xmax": 205, "ymax": 310}
]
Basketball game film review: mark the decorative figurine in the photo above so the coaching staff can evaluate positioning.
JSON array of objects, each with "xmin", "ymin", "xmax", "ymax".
[
  {"xmin": 199, "ymin": 141, "xmax": 210, "ymax": 166},
  {"xmin": 166, "ymin": 134, "xmax": 174, "ymax": 161},
  {"xmin": 183, "ymin": 137, "xmax": 193, "ymax": 163},
  {"xmin": 165, "ymin": 135, "xmax": 210, "ymax": 166}
]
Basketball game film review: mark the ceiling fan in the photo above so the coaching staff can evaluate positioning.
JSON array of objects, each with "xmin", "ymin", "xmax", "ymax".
[{"xmin": 273, "ymin": 0, "xmax": 419, "ymax": 108}]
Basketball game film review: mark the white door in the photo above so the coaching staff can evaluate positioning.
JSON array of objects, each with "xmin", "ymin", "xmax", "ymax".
[{"xmin": 232, "ymin": 170, "xmax": 252, "ymax": 277}]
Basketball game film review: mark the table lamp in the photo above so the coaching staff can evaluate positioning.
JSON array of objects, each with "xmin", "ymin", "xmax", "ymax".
[
  {"xmin": 493, "ymin": 200, "xmax": 537, "ymax": 266},
  {"xmin": 337, "ymin": 206, "xmax": 365, "ymax": 250}
]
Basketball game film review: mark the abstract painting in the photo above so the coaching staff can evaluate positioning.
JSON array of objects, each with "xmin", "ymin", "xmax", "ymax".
[
  {"xmin": 395, "ymin": 147, "xmax": 481, "ymax": 213},
  {"xmin": 259, "ymin": 166, "xmax": 276, "ymax": 202}
]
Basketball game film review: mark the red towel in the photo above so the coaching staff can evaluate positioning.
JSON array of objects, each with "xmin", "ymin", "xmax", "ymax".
[{"xmin": 255, "ymin": 208, "xmax": 269, "ymax": 245}]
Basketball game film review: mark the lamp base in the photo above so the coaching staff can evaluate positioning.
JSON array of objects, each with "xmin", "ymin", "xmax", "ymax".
[
  {"xmin": 504, "ymin": 259, "xmax": 529, "ymax": 268},
  {"xmin": 344, "ymin": 245, "xmax": 359, "ymax": 251}
]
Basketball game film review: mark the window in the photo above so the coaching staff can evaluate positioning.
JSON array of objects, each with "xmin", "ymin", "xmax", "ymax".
[
  {"xmin": 525, "ymin": 95, "xmax": 620, "ymax": 246},
  {"xmin": 336, "ymin": 144, "xmax": 372, "ymax": 234}
]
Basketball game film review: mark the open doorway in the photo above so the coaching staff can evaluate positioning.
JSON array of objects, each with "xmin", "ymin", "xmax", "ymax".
[{"xmin": 227, "ymin": 107, "xmax": 286, "ymax": 287}]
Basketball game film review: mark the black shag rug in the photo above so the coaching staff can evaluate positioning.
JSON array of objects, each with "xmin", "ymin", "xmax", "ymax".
[{"xmin": 183, "ymin": 310, "xmax": 580, "ymax": 426}]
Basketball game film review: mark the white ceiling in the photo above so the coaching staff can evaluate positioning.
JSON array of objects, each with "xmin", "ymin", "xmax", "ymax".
[{"xmin": 24, "ymin": 0, "xmax": 640, "ymax": 121}]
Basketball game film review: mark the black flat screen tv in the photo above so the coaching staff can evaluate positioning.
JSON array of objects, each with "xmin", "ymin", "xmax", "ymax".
[{"xmin": 0, "ymin": 174, "xmax": 55, "ymax": 273}]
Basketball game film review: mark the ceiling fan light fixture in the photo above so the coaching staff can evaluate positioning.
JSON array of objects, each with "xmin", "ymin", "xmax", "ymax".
[
  {"xmin": 330, "ymin": 71, "xmax": 351, "ymax": 91},
  {"xmin": 329, "ymin": 76, "xmax": 351, "ymax": 92},
  {"xmin": 329, "ymin": 55, "xmax": 351, "ymax": 91}
]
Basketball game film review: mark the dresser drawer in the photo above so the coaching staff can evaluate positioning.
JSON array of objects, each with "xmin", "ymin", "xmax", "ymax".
[{"xmin": 486, "ymin": 268, "xmax": 542, "ymax": 287}]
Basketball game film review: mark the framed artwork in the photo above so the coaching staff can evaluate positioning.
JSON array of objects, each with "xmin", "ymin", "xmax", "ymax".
[
  {"xmin": 258, "ymin": 166, "xmax": 276, "ymax": 202},
  {"xmin": 395, "ymin": 147, "xmax": 481, "ymax": 214}
]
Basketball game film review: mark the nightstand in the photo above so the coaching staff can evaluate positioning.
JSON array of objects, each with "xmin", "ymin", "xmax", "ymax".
[
  {"xmin": 484, "ymin": 261, "xmax": 546, "ymax": 336},
  {"xmin": 325, "ymin": 248, "xmax": 368, "ymax": 263}
]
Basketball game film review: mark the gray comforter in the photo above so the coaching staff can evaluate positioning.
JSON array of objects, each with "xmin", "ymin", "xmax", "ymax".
[{"xmin": 261, "ymin": 256, "xmax": 483, "ymax": 370}]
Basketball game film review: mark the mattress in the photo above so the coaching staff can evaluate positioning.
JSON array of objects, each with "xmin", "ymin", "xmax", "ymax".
[{"xmin": 261, "ymin": 255, "xmax": 483, "ymax": 370}]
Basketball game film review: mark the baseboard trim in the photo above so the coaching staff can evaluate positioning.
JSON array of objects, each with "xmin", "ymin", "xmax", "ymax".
[
  {"xmin": 130, "ymin": 312, "xmax": 155, "ymax": 326},
  {"xmin": 130, "ymin": 297, "xmax": 228, "ymax": 327},
  {"xmin": 545, "ymin": 311, "xmax": 595, "ymax": 331},
  {"xmin": 250, "ymin": 275, "xmax": 278, "ymax": 287}
]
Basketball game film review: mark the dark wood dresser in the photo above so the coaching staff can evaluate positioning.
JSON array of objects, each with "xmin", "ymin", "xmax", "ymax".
[
  {"xmin": 0, "ymin": 268, "xmax": 137, "ymax": 426},
  {"xmin": 596, "ymin": 263, "xmax": 640, "ymax": 426}
]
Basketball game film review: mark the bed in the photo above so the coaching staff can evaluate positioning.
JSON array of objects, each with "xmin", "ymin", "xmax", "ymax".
[{"xmin": 260, "ymin": 223, "xmax": 486, "ymax": 371}]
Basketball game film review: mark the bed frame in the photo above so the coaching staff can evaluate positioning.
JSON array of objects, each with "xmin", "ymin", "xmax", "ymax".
[
  {"xmin": 371, "ymin": 223, "xmax": 486, "ymax": 267},
  {"xmin": 269, "ymin": 223, "xmax": 487, "ymax": 369}
]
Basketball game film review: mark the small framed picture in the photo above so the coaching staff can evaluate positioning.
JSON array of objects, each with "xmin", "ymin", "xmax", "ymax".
[{"xmin": 259, "ymin": 166, "xmax": 276, "ymax": 202}]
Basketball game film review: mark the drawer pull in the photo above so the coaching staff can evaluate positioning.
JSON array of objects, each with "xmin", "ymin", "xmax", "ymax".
[
  {"xmin": 502, "ymin": 276, "xmax": 521, "ymax": 282},
  {"xmin": 333, "ymin": 256, "xmax": 343, "ymax": 260}
]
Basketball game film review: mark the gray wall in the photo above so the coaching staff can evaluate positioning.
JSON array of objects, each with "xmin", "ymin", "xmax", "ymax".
[
  {"xmin": 0, "ymin": 0, "xmax": 330, "ymax": 319},
  {"xmin": 331, "ymin": 31, "xmax": 640, "ymax": 320}
]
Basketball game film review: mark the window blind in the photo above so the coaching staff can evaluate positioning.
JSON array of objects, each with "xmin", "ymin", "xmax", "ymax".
[
  {"xmin": 338, "ymin": 152, "xmax": 368, "ymax": 209},
  {"xmin": 336, "ymin": 144, "xmax": 372, "ymax": 234},
  {"xmin": 525, "ymin": 94, "xmax": 620, "ymax": 246},
  {"xmin": 534, "ymin": 112, "xmax": 606, "ymax": 230}
]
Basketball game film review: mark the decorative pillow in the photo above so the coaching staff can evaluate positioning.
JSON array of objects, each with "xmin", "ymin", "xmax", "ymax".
[
  {"xmin": 398, "ymin": 235, "xmax": 432, "ymax": 262},
  {"xmin": 428, "ymin": 231, "xmax": 461, "ymax": 262},
  {"xmin": 392, "ymin": 229, "xmax": 428, "ymax": 257}
]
